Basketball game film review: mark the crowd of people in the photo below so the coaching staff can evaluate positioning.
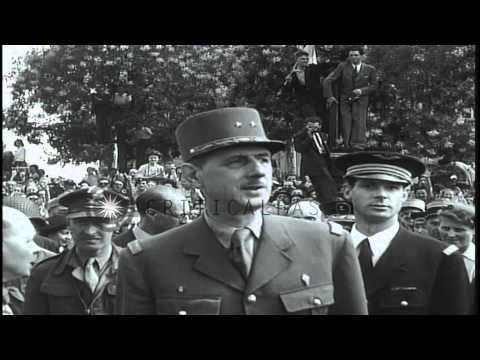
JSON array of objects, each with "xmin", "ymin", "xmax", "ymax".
[
  {"xmin": 2, "ymin": 45, "xmax": 476, "ymax": 315},
  {"xmin": 3, "ymin": 105, "xmax": 476, "ymax": 315}
]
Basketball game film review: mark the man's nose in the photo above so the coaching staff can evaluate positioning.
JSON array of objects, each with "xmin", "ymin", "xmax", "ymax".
[
  {"xmin": 447, "ymin": 229, "xmax": 457, "ymax": 238},
  {"xmin": 249, "ymin": 159, "xmax": 267, "ymax": 176},
  {"xmin": 82, "ymin": 222, "xmax": 98, "ymax": 234}
]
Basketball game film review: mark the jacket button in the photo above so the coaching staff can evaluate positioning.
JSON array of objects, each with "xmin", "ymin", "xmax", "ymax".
[
  {"xmin": 178, "ymin": 310, "xmax": 187, "ymax": 315},
  {"xmin": 400, "ymin": 300, "xmax": 409, "ymax": 307},
  {"xmin": 247, "ymin": 294, "xmax": 257, "ymax": 303},
  {"xmin": 312, "ymin": 297, "xmax": 322, "ymax": 306}
]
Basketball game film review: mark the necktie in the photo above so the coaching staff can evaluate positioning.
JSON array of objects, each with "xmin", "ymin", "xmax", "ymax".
[
  {"xmin": 358, "ymin": 238, "xmax": 374, "ymax": 286},
  {"xmin": 230, "ymin": 228, "xmax": 253, "ymax": 279},
  {"xmin": 84, "ymin": 258, "xmax": 100, "ymax": 293}
]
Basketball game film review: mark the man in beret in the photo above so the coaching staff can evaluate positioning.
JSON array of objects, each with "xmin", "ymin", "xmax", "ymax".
[
  {"xmin": 337, "ymin": 151, "xmax": 471, "ymax": 314},
  {"xmin": 24, "ymin": 187, "xmax": 129, "ymax": 315},
  {"xmin": 438, "ymin": 203, "xmax": 476, "ymax": 313},
  {"xmin": 114, "ymin": 185, "xmax": 190, "ymax": 248},
  {"xmin": 3, "ymin": 207, "xmax": 44, "ymax": 315},
  {"xmin": 116, "ymin": 107, "xmax": 367, "ymax": 315}
]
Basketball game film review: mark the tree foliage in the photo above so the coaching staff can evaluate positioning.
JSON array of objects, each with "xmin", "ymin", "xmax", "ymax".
[{"xmin": 4, "ymin": 45, "xmax": 475, "ymax": 170}]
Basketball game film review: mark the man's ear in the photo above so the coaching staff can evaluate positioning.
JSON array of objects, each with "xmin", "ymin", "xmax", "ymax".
[
  {"xmin": 181, "ymin": 163, "xmax": 202, "ymax": 188},
  {"xmin": 343, "ymin": 183, "xmax": 353, "ymax": 201}
]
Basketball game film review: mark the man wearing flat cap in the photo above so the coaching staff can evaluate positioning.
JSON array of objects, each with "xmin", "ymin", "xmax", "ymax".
[
  {"xmin": 337, "ymin": 151, "xmax": 471, "ymax": 314},
  {"xmin": 116, "ymin": 107, "xmax": 367, "ymax": 315},
  {"xmin": 438, "ymin": 203, "xmax": 476, "ymax": 313},
  {"xmin": 24, "ymin": 187, "xmax": 129, "ymax": 315},
  {"xmin": 113, "ymin": 185, "xmax": 190, "ymax": 247}
]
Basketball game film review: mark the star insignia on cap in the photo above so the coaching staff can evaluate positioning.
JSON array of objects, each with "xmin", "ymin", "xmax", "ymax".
[
  {"xmin": 234, "ymin": 121, "xmax": 243, "ymax": 128},
  {"xmin": 95, "ymin": 194, "xmax": 124, "ymax": 219},
  {"xmin": 249, "ymin": 121, "xmax": 256, "ymax": 127}
]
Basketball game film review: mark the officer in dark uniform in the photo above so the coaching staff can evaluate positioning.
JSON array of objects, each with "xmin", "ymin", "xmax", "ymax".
[
  {"xmin": 116, "ymin": 107, "xmax": 368, "ymax": 315},
  {"xmin": 24, "ymin": 187, "xmax": 129, "ymax": 315},
  {"xmin": 336, "ymin": 151, "xmax": 471, "ymax": 315}
]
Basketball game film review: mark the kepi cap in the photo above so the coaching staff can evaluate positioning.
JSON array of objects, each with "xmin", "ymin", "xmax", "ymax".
[
  {"xmin": 176, "ymin": 107, "xmax": 285, "ymax": 162},
  {"xmin": 335, "ymin": 151, "xmax": 426, "ymax": 184}
]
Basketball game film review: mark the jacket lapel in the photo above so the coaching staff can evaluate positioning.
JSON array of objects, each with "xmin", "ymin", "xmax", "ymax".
[
  {"xmin": 245, "ymin": 215, "xmax": 295, "ymax": 294},
  {"xmin": 366, "ymin": 227, "xmax": 409, "ymax": 297},
  {"xmin": 183, "ymin": 218, "xmax": 246, "ymax": 292}
]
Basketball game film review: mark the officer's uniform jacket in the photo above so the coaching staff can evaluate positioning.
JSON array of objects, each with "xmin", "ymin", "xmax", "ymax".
[
  {"xmin": 360, "ymin": 227, "xmax": 470, "ymax": 315},
  {"xmin": 116, "ymin": 214, "xmax": 368, "ymax": 315},
  {"xmin": 23, "ymin": 245, "xmax": 121, "ymax": 315}
]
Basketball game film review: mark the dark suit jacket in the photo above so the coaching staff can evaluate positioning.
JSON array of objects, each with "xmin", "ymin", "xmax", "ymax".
[
  {"xmin": 116, "ymin": 214, "xmax": 368, "ymax": 315},
  {"xmin": 293, "ymin": 127, "xmax": 330, "ymax": 177},
  {"xmin": 364, "ymin": 228, "xmax": 470, "ymax": 315},
  {"xmin": 113, "ymin": 228, "xmax": 136, "ymax": 248},
  {"xmin": 323, "ymin": 62, "xmax": 378, "ymax": 99}
]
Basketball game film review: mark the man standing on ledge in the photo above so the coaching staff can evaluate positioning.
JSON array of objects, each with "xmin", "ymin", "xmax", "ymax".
[
  {"xmin": 116, "ymin": 107, "xmax": 367, "ymax": 315},
  {"xmin": 336, "ymin": 151, "xmax": 470, "ymax": 314},
  {"xmin": 323, "ymin": 46, "xmax": 378, "ymax": 151}
]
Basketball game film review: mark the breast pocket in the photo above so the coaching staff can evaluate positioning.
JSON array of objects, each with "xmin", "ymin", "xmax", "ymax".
[
  {"xmin": 379, "ymin": 287, "xmax": 427, "ymax": 314},
  {"xmin": 156, "ymin": 296, "xmax": 222, "ymax": 315},
  {"xmin": 280, "ymin": 283, "xmax": 334, "ymax": 315}
]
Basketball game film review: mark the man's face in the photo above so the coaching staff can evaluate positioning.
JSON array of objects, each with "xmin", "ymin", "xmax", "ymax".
[
  {"xmin": 425, "ymin": 215, "xmax": 441, "ymax": 239},
  {"xmin": 344, "ymin": 179, "xmax": 409, "ymax": 224},
  {"xmin": 147, "ymin": 199, "xmax": 191, "ymax": 234},
  {"xmin": 415, "ymin": 190, "xmax": 427, "ymax": 201},
  {"xmin": 296, "ymin": 55, "xmax": 309, "ymax": 68},
  {"xmin": 6, "ymin": 182, "xmax": 15, "ymax": 192},
  {"xmin": 68, "ymin": 217, "xmax": 113, "ymax": 256},
  {"xmin": 195, "ymin": 145, "xmax": 272, "ymax": 213},
  {"xmin": 113, "ymin": 182, "xmax": 123, "ymax": 192},
  {"xmin": 98, "ymin": 180, "xmax": 109, "ymax": 188},
  {"xmin": 438, "ymin": 217, "xmax": 474, "ymax": 253},
  {"xmin": 441, "ymin": 190, "xmax": 455, "ymax": 200},
  {"xmin": 3, "ymin": 211, "xmax": 40, "ymax": 280},
  {"xmin": 50, "ymin": 228, "xmax": 73, "ymax": 248},
  {"xmin": 348, "ymin": 50, "xmax": 362, "ymax": 65},
  {"xmin": 148, "ymin": 155, "xmax": 159, "ymax": 164},
  {"xmin": 137, "ymin": 180, "xmax": 147, "ymax": 191}
]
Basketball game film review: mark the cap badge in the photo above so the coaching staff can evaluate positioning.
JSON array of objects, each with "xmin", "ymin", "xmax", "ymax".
[
  {"xmin": 234, "ymin": 121, "xmax": 243, "ymax": 128},
  {"xmin": 95, "ymin": 194, "xmax": 124, "ymax": 219}
]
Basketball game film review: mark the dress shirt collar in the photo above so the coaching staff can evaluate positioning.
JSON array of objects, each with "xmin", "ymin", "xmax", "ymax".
[
  {"xmin": 74, "ymin": 245, "xmax": 112, "ymax": 271},
  {"xmin": 132, "ymin": 224, "xmax": 153, "ymax": 240},
  {"xmin": 462, "ymin": 242, "xmax": 475, "ymax": 262},
  {"xmin": 350, "ymin": 221, "xmax": 400, "ymax": 265},
  {"xmin": 204, "ymin": 210, "xmax": 262, "ymax": 249},
  {"xmin": 352, "ymin": 62, "xmax": 362, "ymax": 72}
]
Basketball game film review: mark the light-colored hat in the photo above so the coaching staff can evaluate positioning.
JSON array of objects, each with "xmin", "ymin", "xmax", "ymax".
[{"xmin": 401, "ymin": 199, "xmax": 425, "ymax": 212}]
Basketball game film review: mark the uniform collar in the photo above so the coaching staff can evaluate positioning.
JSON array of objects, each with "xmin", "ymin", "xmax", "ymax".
[
  {"xmin": 54, "ymin": 245, "xmax": 120, "ymax": 275},
  {"xmin": 75, "ymin": 246, "xmax": 112, "ymax": 270},
  {"xmin": 204, "ymin": 210, "xmax": 263, "ymax": 249},
  {"xmin": 350, "ymin": 221, "xmax": 400, "ymax": 259},
  {"xmin": 132, "ymin": 224, "xmax": 153, "ymax": 240}
]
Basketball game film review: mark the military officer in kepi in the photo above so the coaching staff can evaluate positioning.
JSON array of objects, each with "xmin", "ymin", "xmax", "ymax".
[
  {"xmin": 336, "ymin": 151, "xmax": 471, "ymax": 315},
  {"xmin": 24, "ymin": 187, "xmax": 129, "ymax": 315},
  {"xmin": 116, "ymin": 107, "xmax": 368, "ymax": 315}
]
